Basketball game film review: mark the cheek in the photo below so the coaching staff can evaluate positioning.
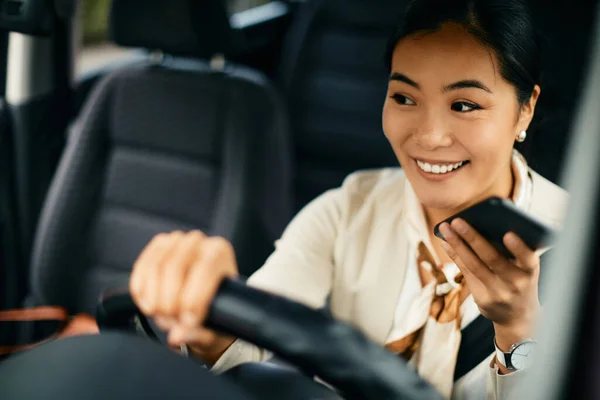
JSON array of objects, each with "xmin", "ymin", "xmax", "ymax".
[
  {"xmin": 459, "ymin": 119, "xmax": 516, "ymax": 162},
  {"xmin": 382, "ymin": 101, "xmax": 396, "ymax": 141},
  {"xmin": 456, "ymin": 121, "xmax": 516, "ymax": 193},
  {"xmin": 382, "ymin": 101, "xmax": 411, "ymax": 145}
]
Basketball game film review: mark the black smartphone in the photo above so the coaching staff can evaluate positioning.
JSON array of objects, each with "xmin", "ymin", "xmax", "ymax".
[{"xmin": 433, "ymin": 196, "xmax": 560, "ymax": 259}]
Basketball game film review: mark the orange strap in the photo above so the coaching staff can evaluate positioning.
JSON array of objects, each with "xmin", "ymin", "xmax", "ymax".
[
  {"xmin": 0, "ymin": 306, "xmax": 70, "ymax": 356},
  {"xmin": 0, "ymin": 306, "xmax": 68, "ymax": 322},
  {"xmin": 0, "ymin": 308, "xmax": 184, "ymax": 357}
]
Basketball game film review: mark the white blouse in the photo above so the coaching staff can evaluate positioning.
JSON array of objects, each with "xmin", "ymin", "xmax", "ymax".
[
  {"xmin": 385, "ymin": 150, "xmax": 534, "ymax": 399},
  {"xmin": 210, "ymin": 149, "xmax": 568, "ymax": 400}
]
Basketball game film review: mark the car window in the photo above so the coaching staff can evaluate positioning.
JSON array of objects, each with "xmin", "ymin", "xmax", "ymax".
[
  {"xmin": 75, "ymin": 0, "xmax": 279, "ymax": 76},
  {"xmin": 228, "ymin": 0, "xmax": 275, "ymax": 13},
  {"xmin": 75, "ymin": 0, "xmax": 134, "ymax": 75}
]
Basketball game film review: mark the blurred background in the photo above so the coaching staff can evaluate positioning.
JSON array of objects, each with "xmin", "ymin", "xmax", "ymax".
[
  {"xmin": 77, "ymin": 0, "xmax": 271, "ymax": 73},
  {"xmin": 0, "ymin": 2, "xmax": 598, "ymax": 398}
]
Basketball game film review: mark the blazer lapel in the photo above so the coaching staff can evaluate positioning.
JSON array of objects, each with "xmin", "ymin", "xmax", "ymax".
[{"xmin": 350, "ymin": 188, "xmax": 412, "ymax": 344}]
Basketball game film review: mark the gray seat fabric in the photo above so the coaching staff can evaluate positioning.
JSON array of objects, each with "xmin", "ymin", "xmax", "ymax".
[
  {"xmin": 277, "ymin": 0, "xmax": 407, "ymax": 211},
  {"xmin": 26, "ymin": 0, "xmax": 292, "ymax": 314}
]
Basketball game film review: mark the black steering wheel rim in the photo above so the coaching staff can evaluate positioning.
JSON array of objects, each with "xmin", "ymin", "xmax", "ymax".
[{"xmin": 96, "ymin": 279, "xmax": 442, "ymax": 400}]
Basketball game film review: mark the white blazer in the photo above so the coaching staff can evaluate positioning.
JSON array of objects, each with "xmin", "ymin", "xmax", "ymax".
[{"xmin": 211, "ymin": 167, "xmax": 569, "ymax": 399}]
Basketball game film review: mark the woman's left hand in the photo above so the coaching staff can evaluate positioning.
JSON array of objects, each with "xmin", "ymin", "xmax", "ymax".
[{"xmin": 438, "ymin": 218, "xmax": 542, "ymax": 353}]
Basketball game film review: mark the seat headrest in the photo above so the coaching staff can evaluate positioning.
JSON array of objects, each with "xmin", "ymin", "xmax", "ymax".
[
  {"xmin": 319, "ymin": 0, "xmax": 406, "ymax": 29},
  {"xmin": 109, "ymin": 0, "xmax": 237, "ymax": 59}
]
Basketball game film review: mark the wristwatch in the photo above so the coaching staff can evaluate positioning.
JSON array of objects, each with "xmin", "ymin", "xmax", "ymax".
[{"xmin": 494, "ymin": 337, "xmax": 537, "ymax": 371}]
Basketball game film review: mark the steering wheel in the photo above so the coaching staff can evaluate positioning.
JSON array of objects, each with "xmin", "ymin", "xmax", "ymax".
[{"xmin": 96, "ymin": 278, "xmax": 442, "ymax": 400}]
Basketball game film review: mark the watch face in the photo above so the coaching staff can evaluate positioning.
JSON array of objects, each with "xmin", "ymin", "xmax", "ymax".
[{"xmin": 511, "ymin": 341, "xmax": 535, "ymax": 370}]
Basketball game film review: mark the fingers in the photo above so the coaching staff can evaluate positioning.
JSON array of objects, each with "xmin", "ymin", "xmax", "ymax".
[
  {"xmin": 130, "ymin": 232, "xmax": 183, "ymax": 313},
  {"xmin": 130, "ymin": 233, "xmax": 169, "ymax": 298},
  {"xmin": 439, "ymin": 222, "xmax": 494, "ymax": 284},
  {"xmin": 450, "ymin": 219, "xmax": 511, "ymax": 274},
  {"xmin": 438, "ymin": 219, "xmax": 541, "ymax": 330},
  {"xmin": 130, "ymin": 232, "xmax": 239, "ymax": 327},
  {"xmin": 503, "ymin": 232, "xmax": 539, "ymax": 273},
  {"xmin": 438, "ymin": 218, "xmax": 539, "ymax": 278},
  {"xmin": 158, "ymin": 231, "xmax": 206, "ymax": 315},
  {"xmin": 129, "ymin": 231, "xmax": 240, "ymax": 358},
  {"xmin": 154, "ymin": 316, "xmax": 177, "ymax": 331},
  {"xmin": 178, "ymin": 237, "xmax": 238, "ymax": 328},
  {"xmin": 144, "ymin": 232, "xmax": 186, "ymax": 313}
]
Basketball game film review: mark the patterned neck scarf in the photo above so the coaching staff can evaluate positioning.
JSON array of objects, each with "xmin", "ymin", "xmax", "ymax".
[{"xmin": 385, "ymin": 150, "xmax": 532, "ymax": 398}]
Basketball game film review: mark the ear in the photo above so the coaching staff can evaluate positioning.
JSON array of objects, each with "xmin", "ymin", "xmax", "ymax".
[{"xmin": 517, "ymin": 85, "xmax": 541, "ymax": 132}]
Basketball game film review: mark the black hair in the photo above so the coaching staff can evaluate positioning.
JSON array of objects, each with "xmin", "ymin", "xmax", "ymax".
[{"xmin": 385, "ymin": 0, "xmax": 542, "ymax": 107}]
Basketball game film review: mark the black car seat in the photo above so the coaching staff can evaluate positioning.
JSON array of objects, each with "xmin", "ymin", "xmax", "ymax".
[
  {"xmin": 24, "ymin": 0, "xmax": 293, "ymax": 315},
  {"xmin": 524, "ymin": 0, "xmax": 599, "ymax": 184},
  {"xmin": 277, "ymin": 0, "xmax": 407, "ymax": 211}
]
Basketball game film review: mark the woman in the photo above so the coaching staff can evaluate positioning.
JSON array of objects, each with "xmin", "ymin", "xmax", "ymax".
[{"xmin": 129, "ymin": 0, "xmax": 569, "ymax": 398}]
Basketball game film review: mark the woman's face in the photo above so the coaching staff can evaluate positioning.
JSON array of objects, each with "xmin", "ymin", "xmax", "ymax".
[{"xmin": 383, "ymin": 23, "xmax": 539, "ymax": 212}]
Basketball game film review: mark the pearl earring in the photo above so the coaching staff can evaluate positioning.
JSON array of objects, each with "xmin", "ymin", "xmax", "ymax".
[{"xmin": 516, "ymin": 130, "xmax": 527, "ymax": 143}]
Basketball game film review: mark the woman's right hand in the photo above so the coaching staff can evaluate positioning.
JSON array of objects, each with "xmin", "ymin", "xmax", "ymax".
[{"xmin": 129, "ymin": 230, "xmax": 238, "ymax": 365}]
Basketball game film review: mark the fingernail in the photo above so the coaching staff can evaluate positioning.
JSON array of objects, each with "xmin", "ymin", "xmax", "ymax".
[
  {"xmin": 168, "ymin": 328, "xmax": 182, "ymax": 345},
  {"xmin": 504, "ymin": 233, "xmax": 518, "ymax": 246},
  {"xmin": 453, "ymin": 219, "xmax": 468, "ymax": 234},
  {"xmin": 439, "ymin": 222, "xmax": 453, "ymax": 239},
  {"xmin": 138, "ymin": 299, "xmax": 152, "ymax": 314},
  {"xmin": 181, "ymin": 312, "xmax": 199, "ymax": 327}
]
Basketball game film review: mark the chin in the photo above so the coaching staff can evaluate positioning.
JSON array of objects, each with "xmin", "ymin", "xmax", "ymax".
[
  {"xmin": 411, "ymin": 186, "xmax": 471, "ymax": 211},
  {"xmin": 419, "ymin": 196, "xmax": 465, "ymax": 211}
]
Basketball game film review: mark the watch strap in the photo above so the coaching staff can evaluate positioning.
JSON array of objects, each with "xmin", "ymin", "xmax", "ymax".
[{"xmin": 494, "ymin": 339, "xmax": 512, "ymax": 369}]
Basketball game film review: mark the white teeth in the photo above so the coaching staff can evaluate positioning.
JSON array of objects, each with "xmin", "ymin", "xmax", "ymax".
[
  {"xmin": 417, "ymin": 160, "xmax": 467, "ymax": 175},
  {"xmin": 417, "ymin": 160, "xmax": 433, "ymax": 173}
]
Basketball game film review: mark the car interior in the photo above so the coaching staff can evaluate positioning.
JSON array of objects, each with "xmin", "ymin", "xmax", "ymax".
[{"xmin": 0, "ymin": 0, "xmax": 599, "ymax": 399}]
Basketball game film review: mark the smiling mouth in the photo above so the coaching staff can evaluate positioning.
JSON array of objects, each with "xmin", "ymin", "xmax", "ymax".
[{"xmin": 416, "ymin": 159, "xmax": 470, "ymax": 175}]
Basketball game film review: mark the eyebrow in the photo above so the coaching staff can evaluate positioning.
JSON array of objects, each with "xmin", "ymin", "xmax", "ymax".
[
  {"xmin": 389, "ymin": 72, "xmax": 492, "ymax": 93},
  {"xmin": 443, "ymin": 79, "xmax": 492, "ymax": 93},
  {"xmin": 389, "ymin": 72, "xmax": 420, "ymax": 89}
]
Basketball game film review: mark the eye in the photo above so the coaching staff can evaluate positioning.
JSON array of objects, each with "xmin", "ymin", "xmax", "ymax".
[
  {"xmin": 390, "ymin": 94, "xmax": 416, "ymax": 106},
  {"xmin": 451, "ymin": 101, "xmax": 481, "ymax": 112}
]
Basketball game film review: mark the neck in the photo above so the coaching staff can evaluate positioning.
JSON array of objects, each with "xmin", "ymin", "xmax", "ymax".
[{"xmin": 423, "ymin": 162, "xmax": 515, "ymax": 234}]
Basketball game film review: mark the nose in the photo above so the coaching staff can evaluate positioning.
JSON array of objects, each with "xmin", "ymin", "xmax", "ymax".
[{"xmin": 415, "ymin": 110, "xmax": 453, "ymax": 150}]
